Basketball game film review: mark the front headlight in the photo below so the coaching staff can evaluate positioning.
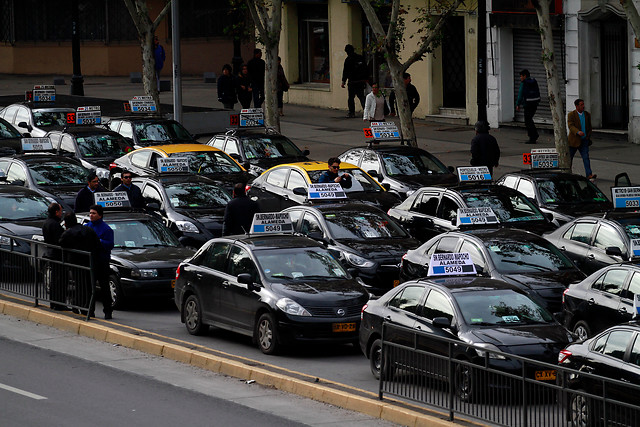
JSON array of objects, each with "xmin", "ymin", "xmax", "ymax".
[
  {"xmin": 131, "ymin": 269, "xmax": 158, "ymax": 278},
  {"xmin": 474, "ymin": 342, "xmax": 507, "ymax": 360},
  {"xmin": 276, "ymin": 298, "xmax": 311, "ymax": 316},
  {"xmin": 0, "ymin": 236, "xmax": 18, "ymax": 246},
  {"xmin": 96, "ymin": 167, "xmax": 110, "ymax": 180},
  {"xmin": 344, "ymin": 252, "xmax": 375, "ymax": 268},
  {"xmin": 176, "ymin": 220, "xmax": 199, "ymax": 233}
]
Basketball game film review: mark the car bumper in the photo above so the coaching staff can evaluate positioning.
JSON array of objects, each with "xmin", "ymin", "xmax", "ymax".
[
  {"xmin": 120, "ymin": 277, "xmax": 175, "ymax": 299},
  {"xmin": 276, "ymin": 315, "xmax": 361, "ymax": 344}
]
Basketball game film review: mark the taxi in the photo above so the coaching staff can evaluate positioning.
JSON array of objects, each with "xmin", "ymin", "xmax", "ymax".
[
  {"xmin": 106, "ymin": 116, "xmax": 196, "ymax": 148},
  {"xmin": 0, "ymin": 117, "xmax": 23, "ymax": 155},
  {"xmin": 110, "ymin": 144, "xmax": 250, "ymax": 192},
  {"xmin": 0, "ymin": 102, "xmax": 75, "ymax": 138},
  {"xmin": 247, "ymin": 160, "xmax": 400, "ymax": 212}
]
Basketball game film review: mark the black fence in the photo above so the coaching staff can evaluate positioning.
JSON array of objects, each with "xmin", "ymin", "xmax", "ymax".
[
  {"xmin": 379, "ymin": 322, "xmax": 640, "ymax": 427},
  {"xmin": 0, "ymin": 233, "xmax": 95, "ymax": 320}
]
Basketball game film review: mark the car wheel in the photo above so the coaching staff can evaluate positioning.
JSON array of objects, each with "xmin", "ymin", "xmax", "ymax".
[
  {"xmin": 573, "ymin": 321, "xmax": 591, "ymax": 341},
  {"xmin": 256, "ymin": 312, "xmax": 279, "ymax": 355},
  {"xmin": 454, "ymin": 358, "xmax": 475, "ymax": 402},
  {"xmin": 109, "ymin": 275, "xmax": 124, "ymax": 310},
  {"xmin": 369, "ymin": 339, "xmax": 383, "ymax": 379},
  {"xmin": 184, "ymin": 294, "xmax": 207, "ymax": 335},
  {"xmin": 569, "ymin": 390, "xmax": 591, "ymax": 427}
]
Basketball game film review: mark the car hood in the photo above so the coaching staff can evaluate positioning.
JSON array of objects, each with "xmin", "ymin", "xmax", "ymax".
[
  {"xmin": 468, "ymin": 325, "xmax": 569, "ymax": 350},
  {"xmin": 269, "ymin": 279, "xmax": 367, "ymax": 305},
  {"xmin": 177, "ymin": 207, "xmax": 226, "ymax": 221},
  {"xmin": 113, "ymin": 246, "xmax": 194, "ymax": 266},
  {"xmin": 251, "ymin": 156, "xmax": 309, "ymax": 173},
  {"xmin": 39, "ymin": 185, "xmax": 83, "ymax": 208},
  {"xmin": 501, "ymin": 270, "xmax": 584, "ymax": 290},
  {"xmin": 543, "ymin": 201, "xmax": 610, "ymax": 217},
  {"xmin": 82, "ymin": 157, "xmax": 115, "ymax": 169},
  {"xmin": 345, "ymin": 191, "xmax": 400, "ymax": 211},
  {"xmin": 0, "ymin": 221, "xmax": 44, "ymax": 238},
  {"xmin": 338, "ymin": 238, "xmax": 419, "ymax": 260},
  {"xmin": 390, "ymin": 173, "xmax": 457, "ymax": 189}
]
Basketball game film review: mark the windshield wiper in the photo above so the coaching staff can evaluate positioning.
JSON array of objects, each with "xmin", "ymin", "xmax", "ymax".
[
  {"xmin": 143, "ymin": 243, "xmax": 173, "ymax": 247},
  {"xmin": 500, "ymin": 259, "xmax": 552, "ymax": 271}
]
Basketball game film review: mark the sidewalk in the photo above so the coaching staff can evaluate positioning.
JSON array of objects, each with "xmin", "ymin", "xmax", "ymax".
[{"xmin": 1, "ymin": 74, "xmax": 637, "ymax": 192}]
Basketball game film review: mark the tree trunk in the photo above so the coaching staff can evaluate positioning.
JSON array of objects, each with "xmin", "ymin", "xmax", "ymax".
[
  {"xmin": 264, "ymin": 45, "xmax": 280, "ymax": 131},
  {"xmin": 533, "ymin": 0, "xmax": 570, "ymax": 169},
  {"xmin": 386, "ymin": 58, "xmax": 417, "ymax": 145}
]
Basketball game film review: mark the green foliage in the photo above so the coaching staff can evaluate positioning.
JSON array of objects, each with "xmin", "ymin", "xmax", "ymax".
[{"xmin": 226, "ymin": 0, "xmax": 256, "ymax": 42}]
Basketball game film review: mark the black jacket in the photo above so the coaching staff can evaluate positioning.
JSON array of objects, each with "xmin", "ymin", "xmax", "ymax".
[
  {"xmin": 223, "ymin": 195, "xmax": 259, "ymax": 236},
  {"xmin": 247, "ymin": 57, "xmax": 265, "ymax": 88},
  {"xmin": 389, "ymin": 83, "xmax": 420, "ymax": 114},
  {"xmin": 342, "ymin": 53, "xmax": 367, "ymax": 84},
  {"xmin": 59, "ymin": 224, "xmax": 100, "ymax": 266},
  {"xmin": 42, "ymin": 215, "xmax": 64, "ymax": 259},
  {"xmin": 113, "ymin": 183, "xmax": 144, "ymax": 209},
  {"xmin": 217, "ymin": 74, "xmax": 238, "ymax": 105},
  {"xmin": 74, "ymin": 184, "xmax": 108, "ymax": 213},
  {"xmin": 470, "ymin": 132, "xmax": 501, "ymax": 175}
]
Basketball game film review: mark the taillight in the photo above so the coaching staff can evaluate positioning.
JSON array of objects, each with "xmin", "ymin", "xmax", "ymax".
[
  {"xmin": 109, "ymin": 162, "xmax": 118, "ymax": 170},
  {"xmin": 562, "ymin": 288, "xmax": 570, "ymax": 304},
  {"xmin": 360, "ymin": 303, "xmax": 368, "ymax": 320},
  {"xmin": 175, "ymin": 264, "xmax": 182, "ymax": 280},
  {"xmin": 558, "ymin": 349, "xmax": 572, "ymax": 364},
  {"xmin": 245, "ymin": 184, "xmax": 251, "ymax": 193}
]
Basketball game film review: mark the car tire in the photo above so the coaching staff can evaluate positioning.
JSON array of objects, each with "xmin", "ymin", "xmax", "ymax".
[
  {"xmin": 569, "ymin": 389, "xmax": 592, "ymax": 427},
  {"xmin": 256, "ymin": 312, "xmax": 280, "ymax": 355},
  {"xmin": 109, "ymin": 275, "xmax": 125, "ymax": 310},
  {"xmin": 454, "ymin": 358, "xmax": 476, "ymax": 402},
  {"xmin": 184, "ymin": 294, "xmax": 207, "ymax": 336},
  {"xmin": 573, "ymin": 321, "xmax": 591, "ymax": 341},
  {"xmin": 369, "ymin": 338, "xmax": 383, "ymax": 379}
]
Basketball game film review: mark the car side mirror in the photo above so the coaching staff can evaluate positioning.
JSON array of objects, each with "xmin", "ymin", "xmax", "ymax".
[
  {"xmin": 432, "ymin": 317, "xmax": 452, "ymax": 329},
  {"xmin": 381, "ymin": 183, "xmax": 391, "ymax": 191},
  {"xmin": 292, "ymin": 187, "xmax": 307, "ymax": 196},
  {"xmin": 237, "ymin": 273, "xmax": 261, "ymax": 291},
  {"xmin": 367, "ymin": 170, "xmax": 379, "ymax": 178},
  {"xmin": 242, "ymin": 161, "xmax": 251, "ymax": 170},
  {"xmin": 302, "ymin": 149, "xmax": 310, "ymax": 156},
  {"xmin": 18, "ymin": 121, "xmax": 32, "ymax": 132},
  {"xmin": 146, "ymin": 202, "xmax": 160, "ymax": 211},
  {"xmin": 12, "ymin": 179, "xmax": 25, "ymax": 186},
  {"xmin": 448, "ymin": 166, "xmax": 455, "ymax": 173},
  {"xmin": 605, "ymin": 246, "xmax": 623, "ymax": 257}
]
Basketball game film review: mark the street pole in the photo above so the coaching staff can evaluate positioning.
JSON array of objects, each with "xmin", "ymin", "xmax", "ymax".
[
  {"xmin": 477, "ymin": 0, "xmax": 487, "ymax": 121},
  {"xmin": 172, "ymin": 0, "xmax": 183, "ymax": 123},
  {"xmin": 70, "ymin": 0, "xmax": 84, "ymax": 96}
]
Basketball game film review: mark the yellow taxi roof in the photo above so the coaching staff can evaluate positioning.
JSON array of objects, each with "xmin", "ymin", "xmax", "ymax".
[
  {"xmin": 276, "ymin": 160, "xmax": 359, "ymax": 172},
  {"xmin": 138, "ymin": 144, "xmax": 222, "ymax": 156}
]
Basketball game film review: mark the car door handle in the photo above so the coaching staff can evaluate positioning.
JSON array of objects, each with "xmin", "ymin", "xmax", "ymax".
[
  {"xmin": 384, "ymin": 316, "xmax": 392, "ymax": 322},
  {"xmin": 560, "ymin": 246, "xmax": 566, "ymax": 251},
  {"xmin": 415, "ymin": 325, "xmax": 422, "ymax": 330},
  {"xmin": 222, "ymin": 281, "xmax": 231, "ymax": 288},
  {"xmin": 588, "ymin": 254, "xmax": 595, "ymax": 260},
  {"xmin": 588, "ymin": 298, "xmax": 595, "ymax": 305},
  {"xmin": 619, "ymin": 307, "xmax": 627, "ymax": 313},
  {"xmin": 196, "ymin": 273, "xmax": 204, "ymax": 280},
  {"xmin": 580, "ymin": 366, "xmax": 594, "ymax": 374}
]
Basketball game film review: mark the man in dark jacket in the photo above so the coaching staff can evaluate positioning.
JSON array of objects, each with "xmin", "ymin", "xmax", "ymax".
[
  {"xmin": 470, "ymin": 120, "xmax": 500, "ymax": 176},
  {"xmin": 389, "ymin": 72, "xmax": 420, "ymax": 115},
  {"xmin": 247, "ymin": 49, "xmax": 265, "ymax": 108},
  {"xmin": 516, "ymin": 69, "xmax": 541, "ymax": 144},
  {"xmin": 341, "ymin": 44, "xmax": 367, "ymax": 118},
  {"xmin": 75, "ymin": 171, "xmax": 107, "ymax": 213},
  {"xmin": 217, "ymin": 64, "xmax": 237, "ymax": 109},
  {"xmin": 112, "ymin": 171, "xmax": 144, "ymax": 209},
  {"xmin": 318, "ymin": 157, "xmax": 352, "ymax": 188},
  {"xmin": 43, "ymin": 202, "xmax": 65, "ymax": 310},
  {"xmin": 86, "ymin": 204, "xmax": 114, "ymax": 319},
  {"xmin": 223, "ymin": 183, "xmax": 259, "ymax": 236},
  {"xmin": 59, "ymin": 212, "xmax": 100, "ymax": 313}
]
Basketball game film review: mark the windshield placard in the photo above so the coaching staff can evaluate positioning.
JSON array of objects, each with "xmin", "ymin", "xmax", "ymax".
[
  {"xmin": 457, "ymin": 207, "xmax": 499, "ymax": 226},
  {"xmin": 611, "ymin": 187, "xmax": 640, "ymax": 209},
  {"xmin": 458, "ymin": 166, "xmax": 491, "ymax": 182},
  {"xmin": 21, "ymin": 137, "xmax": 53, "ymax": 151},
  {"xmin": 308, "ymin": 183, "xmax": 347, "ymax": 200},
  {"xmin": 251, "ymin": 212, "xmax": 293, "ymax": 234},
  {"xmin": 157, "ymin": 157, "xmax": 189, "ymax": 173},
  {"xmin": 428, "ymin": 252, "xmax": 477, "ymax": 276},
  {"xmin": 94, "ymin": 191, "xmax": 131, "ymax": 208}
]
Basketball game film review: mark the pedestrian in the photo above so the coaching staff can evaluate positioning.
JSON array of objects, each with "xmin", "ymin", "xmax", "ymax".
[
  {"xmin": 154, "ymin": 36, "xmax": 166, "ymax": 92},
  {"xmin": 236, "ymin": 64, "xmax": 253, "ymax": 109},
  {"xmin": 59, "ymin": 212, "xmax": 100, "ymax": 315},
  {"xmin": 341, "ymin": 44, "xmax": 368, "ymax": 118},
  {"xmin": 113, "ymin": 171, "xmax": 144, "ymax": 209},
  {"xmin": 247, "ymin": 48, "xmax": 265, "ymax": 108},
  {"xmin": 222, "ymin": 183, "xmax": 259, "ymax": 236},
  {"xmin": 217, "ymin": 64, "xmax": 237, "ymax": 110},
  {"xmin": 363, "ymin": 84, "xmax": 389, "ymax": 122},
  {"xmin": 74, "ymin": 171, "xmax": 108, "ymax": 213},
  {"xmin": 567, "ymin": 98, "xmax": 596, "ymax": 179},
  {"xmin": 42, "ymin": 202, "xmax": 66, "ymax": 310},
  {"xmin": 389, "ymin": 72, "xmax": 420, "ymax": 115},
  {"xmin": 277, "ymin": 57, "xmax": 289, "ymax": 117},
  {"xmin": 318, "ymin": 157, "xmax": 352, "ymax": 189},
  {"xmin": 516, "ymin": 69, "xmax": 541, "ymax": 144},
  {"xmin": 85, "ymin": 204, "xmax": 114, "ymax": 319},
  {"xmin": 470, "ymin": 120, "xmax": 500, "ymax": 176}
]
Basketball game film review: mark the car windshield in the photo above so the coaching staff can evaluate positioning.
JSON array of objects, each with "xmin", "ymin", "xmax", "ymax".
[
  {"xmin": 381, "ymin": 152, "xmax": 449, "ymax": 176},
  {"xmin": 538, "ymin": 177, "xmax": 608, "ymax": 204},
  {"xmin": 164, "ymin": 182, "xmax": 231, "ymax": 209},
  {"xmin": 308, "ymin": 168, "xmax": 383, "ymax": 193},
  {"xmin": 0, "ymin": 119, "xmax": 21, "ymax": 139},
  {"xmin": 456, "ymin": 290, "xmax": 554, "ymax": 326},
  {"xmin": 483, "ymin": 237, "xmax": 575, "ymax": 273},
  {"xmin": 110, "ymin": 219, "xmax": 180, "ymax": 249},
  {"xmin": 242, "ymin": 135, "xmax": 303, "ymax": 160},
  {"xmin": 0, "ymin": 194, "xmax": 49, "ymax": 221},
  {"xmin": 254, "ymin": 247, "xmax": 348, "ymax": 281},
  {"xmin": 168, "ymin": 151, "xmax": 243, "ymax": 174},
  {"xmin": 324, "ymin": 210, "xmax": 407, "ymax": 239},
  {"xmin": 76, "ymin": 134, "xmax": 128, "ymax": 158},
  {"xmin": 134, "ymin": 121, "xmax": 193, "ymax": 143},
  {"xmin": 29, "ymin": 162, "xmax": 89, "ymax": 185},
  {"xmin": 463, "ymin": 192, "xmax": 544, "ymax": 223},
  {"xmin": 32, "ymin": 110, "xmax": 70, "ymax": 127},
  {"xmin": 615, "ymin": 218, "xmax": 640, "ymax": 239}
]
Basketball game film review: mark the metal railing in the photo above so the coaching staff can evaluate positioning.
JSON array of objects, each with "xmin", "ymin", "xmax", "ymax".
[
  {"xmin": 379, "ymin": 322, "xmax": 640, "ymax": 427},
  {"xmin": 0, "ymin": 233, "xmax": 95, "ymax": 321}
]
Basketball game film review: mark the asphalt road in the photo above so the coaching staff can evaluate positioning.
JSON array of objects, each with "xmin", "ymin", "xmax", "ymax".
[{"xmin": 0, "ymin": 314, "xmax": 395, "ymax": 427}]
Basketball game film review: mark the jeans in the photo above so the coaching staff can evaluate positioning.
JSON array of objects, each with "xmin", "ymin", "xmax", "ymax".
[
  {"xmin": 252, "ymin": 85, "xmax": 265, "ymax": 109},
  {"xmin": 570, "ymin": 139, "xmax": 592, "ymax": 177},
  {"xmin": 524, "ymin": 101, "xmax": 539, "ymax": 142}
]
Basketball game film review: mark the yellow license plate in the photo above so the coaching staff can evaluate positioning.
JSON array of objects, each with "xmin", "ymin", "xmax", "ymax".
[
  {"xmin": 393, "ymin": 280, "xmax": 400, "ymax": 287},
  {"xmin": 535, "ymin": 370, "xmax": 557, "ymax": 381},
  {"xmin": 171, "ymin": 279, "xmax": 176, "ymax": 289},
  {"xmin": 332, "ymin": 322, "xmax": 356, "ymax": 333}
]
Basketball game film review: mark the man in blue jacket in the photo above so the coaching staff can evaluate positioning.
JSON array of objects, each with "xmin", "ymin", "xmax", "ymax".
[{"xmin": 86, "ymin": 204, "xmax": 114, "ymax": 319}]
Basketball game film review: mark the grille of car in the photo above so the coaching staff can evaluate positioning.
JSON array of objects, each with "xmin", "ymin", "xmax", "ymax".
[
  {"xmin": 158, "ymin": 267, "xmax": 178, "ymax": 278},
  {"xmin": 305, "ymin": 304, "xmax": 363, "ymax": 317}
]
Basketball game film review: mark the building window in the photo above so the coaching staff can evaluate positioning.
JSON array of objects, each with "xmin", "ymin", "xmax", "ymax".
[{"xmin": 299, "ymin": 4, "xmax": 329, "ymax": 84}]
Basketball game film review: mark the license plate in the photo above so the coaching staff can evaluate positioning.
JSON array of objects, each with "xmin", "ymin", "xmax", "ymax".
[
  {"xmin": 332, "ymin": 322, "xmax": 356, "ymax": 333},
  {"xmin": 171, "ymin": 279, "xmax": 176, "ymax": 289},
  {"xmin": 393, "ymin": 280, "xmax": 400, "ymax": 287},
  {"xmin": 535, "ymin": 370, "xmax": 557, "ymax": 381}
]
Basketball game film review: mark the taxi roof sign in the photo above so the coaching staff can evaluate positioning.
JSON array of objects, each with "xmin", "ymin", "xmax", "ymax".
[
  {"xmin": 428, "ymin": 252, "xmax": 477, "ymax": 276},
  {"xmin": 363, "ymin": 121, "xmax": 400, "ymax": 142},
  {"xmin": 129, "ymin": 96, "xmax": 157, "ymax": 113},
  {"xmin": 611, "ymin": 186, "xmax": 640, "ymax": 209},
  {"xmin": 157, "ymin": 157, "xmax": 189, "ymax": 173},
  {"xmin": 250, "ymin": 212, "xmax": 294, "ymax": 234},
  {"xmin": 72, "ymin": 106, "xmax": 102, "ymax": 125},
  {"xmin": 32, "ymin": 85, "xmax": 56, "ymax": 102},
  {"xmin": 21, "ymin": 137, "xmax": 53, "ymax": 151},
  {"xmin": 94, "ymin": 192, "xmax": 131, "ymax": 209},
  {"xmin": 530, "ymin": 148, "xmax": 559, "ymax": 169},
  {"xmin": 230, "ymin": 108, "xmax": 264, "ymax": 128},
  {"xmin": 457, "ymin": 166, "xmax": 491, "ymax": 182},
  {"xmin": 308, "ymin": 183, "xmax": 347, "ymax": 200}
]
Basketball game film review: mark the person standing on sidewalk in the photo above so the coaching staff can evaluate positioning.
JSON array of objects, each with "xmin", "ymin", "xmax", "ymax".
[
  {"xmin": 236, "ymin": 64, "xmax": 253, "ymax": 109},
  {"xmin": 43, "ymin": 202, "xmax": 66, "ymax": 310},
  {"xmin": 217, "ymin": 64, "xmax": 237, "ymax": 110},
  {"xmin": 363, "ymin": 84, "xmax": 388, "ymax": 122},
  {"xmin": 247, "ymin": 49, "xmax": 265, "ymax": 108},
  {"xmin": 568, "ymin": 98, "xmax": 596, "ymax": 179},
  {"xmin": 277, "ymin": 57, "xmax": 289, "ymax": 117},
  {"xmin": 389, "ymin": 72, "xmax": 420, "ymax": 115},
  {"xmin": 86, "ymin": 204, "xmax": 114, "ymax": 320},
  {"xmin": 470, "ymin": 120, "xmax": 500, "ymax": 176},
  {"xmin": 516, "ymin": 69, "xmax": 541, "ymax": 144},
  {"xmin": 341, "ymin": 44, "xmax": 367, "ymax": 118},
  {"xmin": 75, "ymin": 171, "xmax": 107, "ymax": 213},
  {"xmin": 154, "ymin": 36, "xmax": 166, "ymax": 92}
]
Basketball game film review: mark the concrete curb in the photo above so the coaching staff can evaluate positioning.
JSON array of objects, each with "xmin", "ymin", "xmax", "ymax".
[{"xmin": 0, "ymin": 300, "xmax": 465, "ymax": 427}]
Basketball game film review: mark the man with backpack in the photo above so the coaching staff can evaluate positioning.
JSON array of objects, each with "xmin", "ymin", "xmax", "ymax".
[
  {"xmin": 341, "ymin": 44, "xmax": 368, "ymax": 118},
  {"xmin": 516, "ymin": 69, "xmax": 541, "ymax": 144}
]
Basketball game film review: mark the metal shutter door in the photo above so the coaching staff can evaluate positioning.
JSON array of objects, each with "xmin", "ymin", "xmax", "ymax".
[{"xmin": 513, "ymin": 29, "xmax": 566, "ymax": 123}]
